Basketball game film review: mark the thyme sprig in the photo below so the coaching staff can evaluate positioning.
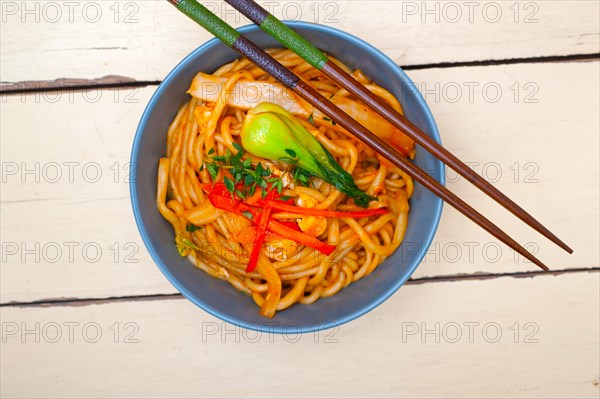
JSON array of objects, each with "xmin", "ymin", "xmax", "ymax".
[{"xmin": 201, "ymin": 143, "xmax": 307, "ymax": 199}]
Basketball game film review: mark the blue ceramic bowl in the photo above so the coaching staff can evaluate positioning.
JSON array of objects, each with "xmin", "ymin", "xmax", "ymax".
[{"xmin": 131, "ymin": 22, "xmax": 444, "ymax": 333}]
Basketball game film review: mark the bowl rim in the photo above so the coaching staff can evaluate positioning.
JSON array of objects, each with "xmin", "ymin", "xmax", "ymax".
[{"xmin": 130, "ymin": 21, "xmax": 444, "ymax": 334}]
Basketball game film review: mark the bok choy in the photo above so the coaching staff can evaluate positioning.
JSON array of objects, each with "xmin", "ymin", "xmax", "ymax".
[{"xmin": 240, "ymin": 103, "xmax": 375, "ymax": 208}]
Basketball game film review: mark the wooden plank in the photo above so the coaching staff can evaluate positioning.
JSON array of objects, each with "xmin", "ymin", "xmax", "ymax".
[
  {"xmin": 406, "ymin": 59, "xmax": 600, "ymax": 277},
  {"xmin": 1, "ymin": 61, "xmax": 598, "ymax": 303},
  {"xmin": 0, "ymin": 86, "xmax": 176, "ymax": 302},
  {"xmin": 1, "ymin": 0, "xmax": 598, "ymax": 86},
  {"xmin": 1, "ymin": 273, "xmax": 598, "ymax": 398}
]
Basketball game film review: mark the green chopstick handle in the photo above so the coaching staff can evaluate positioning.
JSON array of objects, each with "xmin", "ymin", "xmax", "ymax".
[
  {"xmin": 224, "ymin": 0, "xmax": 329, "ymax": 70},
  {"xmin": 176, "ymin": 0, "xmax": 240, "ymax": 46},
  {"xmin": 170, "ymin": 0, "xmax": 300, "ymax": 88}
]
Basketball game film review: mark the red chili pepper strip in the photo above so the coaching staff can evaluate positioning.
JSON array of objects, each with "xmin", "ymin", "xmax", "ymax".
[
  {"xmin": 268, "ymin": 221, "xmax": 336, "ymax": 256},
  {"xmin": 199, "ymin": 183, "xmax": 229, "ymax": 196},
  {"xmin": 206, "ymin": 191, "xmax": 335, "ymax": 256},
  {"xmin": 246, "ymin": 192, "xmax": 275, "ymax": 272},
  {"xmin": 231, "ymin": 226, "xmax": 298, "ymax": 245},
  {"xmin": 277, "ymin": 221, "xmax": 301, "ymax": 231},
  {"xmin": 207, "ymin": 194, "xmax": 258, "ymax": 220},
  {"xmin": 200, "ymin": 183, "xmax": 293, "ymax": 204},
  {"xmin": 244, "ymin": 188, "xmax": 264, "ymax": 205},
  {"xmin": 264, "ymin": 201, "xmax": 389, "ymax": 218}
]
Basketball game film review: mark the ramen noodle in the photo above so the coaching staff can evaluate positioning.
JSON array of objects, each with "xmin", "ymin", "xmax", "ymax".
[{"xmin": 157, "ymin": 49, "xmax": 414, "ymax": 317}]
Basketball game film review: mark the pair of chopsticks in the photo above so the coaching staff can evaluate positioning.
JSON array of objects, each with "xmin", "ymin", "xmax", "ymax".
[{"xmin": 166, "ymin": 0, "xmax": 572, "ymax": 270}]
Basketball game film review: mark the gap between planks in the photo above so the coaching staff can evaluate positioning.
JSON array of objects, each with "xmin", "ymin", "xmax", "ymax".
[
  {"xmin": 2, "ymin": 267, "xmax": 598, "ymax": 309},
  {"xmin": 1, "ymin": 53, "xmax": 598, "ymax": 94}
]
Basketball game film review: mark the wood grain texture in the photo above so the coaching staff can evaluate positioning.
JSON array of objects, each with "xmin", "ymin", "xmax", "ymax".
[
  {"xmin": 1, "ymin": 272, "xmax": 598, "ymax": 398},
  {"xmin": 1, "ymin": 61, "xmax": 598, "ymax": 303},
  {"xmin": 0, "ymin": 0, "xmax": 598, "ymax": 86}
]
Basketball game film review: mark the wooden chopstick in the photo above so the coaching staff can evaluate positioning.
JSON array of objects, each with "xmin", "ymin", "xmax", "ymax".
[
  {"xmin": 166, "ymin": 0, "xmax": 550, "ymax": 271},
  {"xmin": 223, "ymin": 0, "xmax": 572, "ymax": 255}
]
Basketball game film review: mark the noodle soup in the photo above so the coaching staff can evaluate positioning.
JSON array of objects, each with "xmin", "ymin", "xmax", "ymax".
[
  {"xmin": 132, "ymin": 22, "xmax": 443, "ymax": 331},
  {"xmin": 158, "ymin": 49, "xmax": 417, "ymax": 318}
]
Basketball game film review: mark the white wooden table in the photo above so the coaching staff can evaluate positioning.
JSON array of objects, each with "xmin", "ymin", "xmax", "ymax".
[{"xmin": 1, "ymin": 1, "xmax": 599, "ymax": 397}]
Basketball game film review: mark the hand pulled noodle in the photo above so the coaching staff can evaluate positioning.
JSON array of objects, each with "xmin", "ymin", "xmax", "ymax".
[{"xmin": 157, "ymin": 49, "xmax": 413, "ymax": 318}]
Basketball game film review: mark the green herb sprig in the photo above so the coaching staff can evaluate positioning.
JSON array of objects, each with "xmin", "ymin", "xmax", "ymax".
[{"xmin": 202, "ymin": 143, "xmax": 302, "ymax": 199}]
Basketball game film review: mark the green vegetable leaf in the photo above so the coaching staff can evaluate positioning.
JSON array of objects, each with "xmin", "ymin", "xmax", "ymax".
[
  {"xmin": 231, "ymin": 149, "xmax": 243, "ymax": 165},
  {"xmin": 186, "ymin": 224, "xmax": 201, "ymax": 233},
  {"xmin": 234, "ymin": 171, "xmax": 243, "ymax": 184},
  {"xmin": 275, "ymin": 180, "xmax": 283, "ymax": 194},
  {"xmin": 278, "ymin": 157, "xmax": 297, "ymax": 165},
  {"xmin": 242, "ymin": 210, "xmax": 253, "ymax": 220},
  {"xmin": 323, "ymin": 116, "xmax": 336, "ymax": 126},
  {"xmin": 206, "ymin": 164, "xmax": 219, "ymax": 181},
  {"xmin": 293, "ymin": 167, "xmax": 311, "ymax": 187},
  {"xmin": 233, "ymin": 142, "xmax": 243, "ymax": 152},
  {"xmin": 285, "ymin": 149, "xmax": 297, "ymax": 158},
  {"xmin": 244, "ymin": 174, "xmax": 255, "ymax": 186},
  {"xmin": 224, "ymin": 176, "xmax": 235, "ymax": 193},
  {"xmin": 308, "ymin": 112, "xmax": 315, "ymax": 125},
  {"xmin": 175, "ymin": 235, "xmax": 200, "ymax": 257},
  {"xmin": 203, "ymin": 144, "xmax": 288, "ymax": 199},
  {"xmin": 255, "ymin": 162, "xmax": 264, "ymax": 177},
  {"xmin": 256, "ymin": 162, "xmax": 270, "ymax": 177}
]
